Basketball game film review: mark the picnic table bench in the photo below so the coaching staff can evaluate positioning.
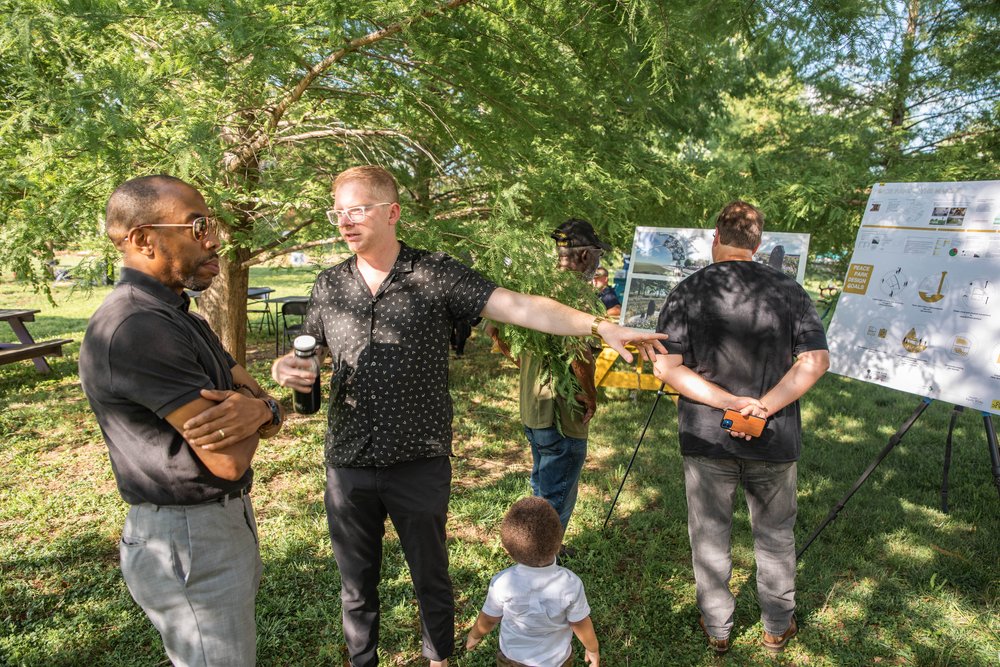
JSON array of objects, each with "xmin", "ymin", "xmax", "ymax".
[{"xmin": 0, "ymin": 309, "xmax": 72, "ymax": 375}]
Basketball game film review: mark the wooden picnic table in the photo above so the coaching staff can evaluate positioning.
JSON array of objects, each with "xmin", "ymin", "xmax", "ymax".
[{"xmin": 0, "ymin": 309, "xmax": 72, "ymax": 375}]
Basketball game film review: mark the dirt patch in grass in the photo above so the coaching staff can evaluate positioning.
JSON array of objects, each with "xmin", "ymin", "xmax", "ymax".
[{"xmin": 452, "ymin": 446, "xmax": 527, "ymax": 489}]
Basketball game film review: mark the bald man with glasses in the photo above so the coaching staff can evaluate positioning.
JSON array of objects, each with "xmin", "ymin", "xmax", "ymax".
[{"xmin": 80, "ymin": 175, "xmax": 284, "ymax": 666}]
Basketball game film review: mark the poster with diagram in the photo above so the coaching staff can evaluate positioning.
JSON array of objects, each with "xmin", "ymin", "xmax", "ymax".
[
  {"xmin": 620, "ymin": 227, "xmax": 810, "ymax": 329},
  {"xmin": 827, "ymin": 180, "xmax": 1000, "ymax": 415}
]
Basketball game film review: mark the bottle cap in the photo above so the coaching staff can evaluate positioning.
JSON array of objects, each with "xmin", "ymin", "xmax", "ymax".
[{"xmin": 293, "ymin": 335, "xmax": 317, "ymax": 354}]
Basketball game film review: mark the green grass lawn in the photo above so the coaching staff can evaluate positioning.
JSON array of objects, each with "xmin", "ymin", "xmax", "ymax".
[{"xmin": 0, "ymin": 269, "xmax": 998, "ymax": 666}]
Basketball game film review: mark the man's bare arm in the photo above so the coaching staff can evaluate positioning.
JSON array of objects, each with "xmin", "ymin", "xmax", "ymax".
[
  {"xmin": 758, "ymin": 350, "xmax": 830, "ymax": 415},
  {"xmin": 482, "ymin": 287, "xmax": 667, "ymax": 362},
  {"xmin": 653, "ymin": 353, "xmax": 755, "ymax": 410},
  {"xmin": 166, "ymin": 397, "xmax": 259, "ymax": 482}
]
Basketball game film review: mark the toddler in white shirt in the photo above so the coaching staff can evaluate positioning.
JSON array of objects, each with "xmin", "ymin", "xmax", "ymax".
[{"xmin": 465, "ymin": 497, "xmax": 600, "ymax": 666}]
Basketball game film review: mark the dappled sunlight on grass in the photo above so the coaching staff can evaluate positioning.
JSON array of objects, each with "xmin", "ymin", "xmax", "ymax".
[{"xmin": 3, "ymin": 272, "xmax": 999, "ymax": 665}]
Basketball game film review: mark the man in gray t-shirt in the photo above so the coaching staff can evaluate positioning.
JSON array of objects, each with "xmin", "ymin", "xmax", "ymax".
[
  {"xmin": 653, "ymin": 201, "xmax": 829, "ymax": 656},
  {"xmin": 80, "ymin": 175, "xmax": 283, "ymax": 666}
]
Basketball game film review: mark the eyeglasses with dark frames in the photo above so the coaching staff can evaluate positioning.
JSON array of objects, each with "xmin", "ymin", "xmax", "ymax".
[
  {"xmin": 326, "ymin": 202, "xmax": 394, "ymax": 225},
  {"xmin": 125, "ymin": 216, "xmax": 216, "ymax": 243}
]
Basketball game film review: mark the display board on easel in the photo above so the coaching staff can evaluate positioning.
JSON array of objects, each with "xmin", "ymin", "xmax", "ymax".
[
  {"xmin": 827, "ymin": 180, "xmax": 1000, "ymax": 416},
  {"xmin": 619, "ymin": 227, "xmax": 811, "ymax": 329}
]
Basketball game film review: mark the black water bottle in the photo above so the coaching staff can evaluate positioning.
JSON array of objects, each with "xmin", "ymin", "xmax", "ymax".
[{"xmin": 292, "ymin": 335, "xmax": 322, "ymax": 414}]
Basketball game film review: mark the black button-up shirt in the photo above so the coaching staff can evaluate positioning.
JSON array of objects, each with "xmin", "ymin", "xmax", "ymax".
[{"xmin": 304, "ymin": 243, "xmax": 497, "ymax": 467}]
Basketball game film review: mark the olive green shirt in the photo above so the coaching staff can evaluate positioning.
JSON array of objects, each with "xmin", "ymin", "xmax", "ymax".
[{"xmin": 518, "ymin": 351, "xmax": 589, "ymax": 439}]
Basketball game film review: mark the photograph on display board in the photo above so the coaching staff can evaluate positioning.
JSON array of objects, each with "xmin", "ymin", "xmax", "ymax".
[
  {"xmin": 620, "ymin": 227, "xmax": 811, "ymax": 329},
  {"xmin": 827, "ymin": 180, "xmax": 1000, "ymax": 415}
]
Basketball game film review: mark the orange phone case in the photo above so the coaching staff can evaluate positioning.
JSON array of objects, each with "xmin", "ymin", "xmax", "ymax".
[{"xmin": 721, "ymin": 409, "xmax": 766, "ymax": 437}]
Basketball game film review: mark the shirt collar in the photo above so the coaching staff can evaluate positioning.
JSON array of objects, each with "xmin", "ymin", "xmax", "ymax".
[
  {"xmin": 117, "ymin": 267, "xmax": 190, "ymax": 312},
  {"xmin": 347, "ymin": 241, "xmax": 418, "ymax": 276},
  {"xmin": 513, "ymin": 558, "xmax": 559, "ymax": 574}
]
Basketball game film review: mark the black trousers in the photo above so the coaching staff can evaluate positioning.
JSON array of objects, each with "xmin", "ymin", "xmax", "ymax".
[{"xmin": 325, "ymin": 456, "xmax": 454, "ymax": 666}]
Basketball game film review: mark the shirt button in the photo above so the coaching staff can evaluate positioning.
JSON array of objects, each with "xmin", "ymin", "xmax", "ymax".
[{"xmin": 373, "ymin": 425, "xmax": 379, "ymax": 432}]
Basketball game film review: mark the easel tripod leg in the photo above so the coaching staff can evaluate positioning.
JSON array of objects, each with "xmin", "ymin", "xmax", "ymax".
[
  {"xmin": 603, "ymin": 384, "xmax": 666, "ymax": 531},
  {"xmin": 796, "ymin": 397, "xmax": 932, "ymax": 560},
  {"xmin": 983, "ymin": 413, "xmax": 1000, "ymax": 501},
  {"xmin": 941, "ymin": 405, "xmax": 963, "ymax": 513}
]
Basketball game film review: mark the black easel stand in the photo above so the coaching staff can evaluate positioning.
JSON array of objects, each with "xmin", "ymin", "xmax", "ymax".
[
  {"xmin": 799, "ymin": 398, "xmax": 1000, "ymax": 560},
  {"xmin": 983, "ymin": 411, "xmax": 1000, "ymax": 501},
  {"xmin": 603, "ymin": 383, "xmax": 674, "ymax": 530},
  {"xmin": 796, "ymin": 397, "xmax": 932, "ymax": 560}
]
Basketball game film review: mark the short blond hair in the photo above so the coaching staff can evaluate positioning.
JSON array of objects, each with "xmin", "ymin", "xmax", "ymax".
[{"xmin": 333, "ymin": 166, "xmax": 399, "ymax": 203}]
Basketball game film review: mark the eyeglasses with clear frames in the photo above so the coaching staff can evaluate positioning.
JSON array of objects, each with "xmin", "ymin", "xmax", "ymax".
[
  {"xmin": 125, "ymin": 216, "xmax": 217, "ymax": 243},
  {"xmin": 326, "ymin": 202, "xmax": 394, "ymax": 226}
]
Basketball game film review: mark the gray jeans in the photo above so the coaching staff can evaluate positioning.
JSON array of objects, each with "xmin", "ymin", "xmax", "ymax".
[
  {"xmin": 120, "ymin": 495, "xmax": 263, "ymax": 666},
  {"xmin": 683, "ymin": 455, "xmax": 797, "ymax": 639}
]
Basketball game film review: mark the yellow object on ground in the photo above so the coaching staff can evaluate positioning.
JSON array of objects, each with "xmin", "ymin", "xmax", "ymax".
[{"xmin": 594, "ymin": 343, "xmax": 674, "ymax": 401}]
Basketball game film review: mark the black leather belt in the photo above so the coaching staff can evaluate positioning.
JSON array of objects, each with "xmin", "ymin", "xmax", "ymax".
[
  {"xmin": 223, "ymin": 484, "xmax": 251, "ymax": 500},
  {"xmin": 205, "ymin": 484, "xmax": 252, "ymax": 504}
]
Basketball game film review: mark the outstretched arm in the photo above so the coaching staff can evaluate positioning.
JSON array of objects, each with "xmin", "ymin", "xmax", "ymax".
[{"xmin": 482, "ymin": 287, "xmax": 666, "ymax": 362}]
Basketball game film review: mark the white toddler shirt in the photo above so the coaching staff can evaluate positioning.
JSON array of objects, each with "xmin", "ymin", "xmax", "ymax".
[{"xmin": 481, "ymin": 560, "xmax": 591, "ymax": 667}]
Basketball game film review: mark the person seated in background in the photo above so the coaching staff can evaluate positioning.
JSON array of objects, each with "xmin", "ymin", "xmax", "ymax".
[
  {"xmin": 591, "ymin": 266, "xmax": 621, "ymax": 318},
  {"xmin": 465, "ymin": 497, "xmax": 600, "ymax": 666}
]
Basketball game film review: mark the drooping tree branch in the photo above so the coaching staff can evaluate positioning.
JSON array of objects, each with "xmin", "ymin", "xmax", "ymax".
[
  {"xmin": 244, "ymin": 236, "xmax": 345, "ymax": 268},
  {"xmin": 244, "ymin": 216, "xmax": 319, "ymax": 264},
  {"xmin": 274, "ymin": 127, "xmax": 441, "ymax": 167},
  {"xmin": 222, "ymin": 0, "xmax": 474, "ymax": 172}
]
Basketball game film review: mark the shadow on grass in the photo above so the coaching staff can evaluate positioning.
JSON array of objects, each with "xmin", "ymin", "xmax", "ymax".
[
  {"xmin": 0, "ymin": 351, "xmax": 80, "ymax": 396},
  {"xmin": 0, "ymin": 529, "xmax": 163, "ymax": 666},
  {"xmin": 4, "ymin": 332, "xmax": 998, "ymax": 665}
]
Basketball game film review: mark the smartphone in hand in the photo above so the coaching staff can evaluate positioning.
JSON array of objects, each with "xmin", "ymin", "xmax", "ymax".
[{"xmin": 720, "ymin": 409, "xmax": 766, "ymax": 438}]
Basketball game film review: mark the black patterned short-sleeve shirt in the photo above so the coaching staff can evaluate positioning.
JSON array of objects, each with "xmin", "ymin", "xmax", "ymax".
[{"xmin": 304, "ymin": 242, "xmax": 497, "ymax": 467}]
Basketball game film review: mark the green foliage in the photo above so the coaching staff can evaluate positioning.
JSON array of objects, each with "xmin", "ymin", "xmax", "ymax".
[{"xmin": 2, "ymin": 0, "xmax": 997, "ymax": 359}]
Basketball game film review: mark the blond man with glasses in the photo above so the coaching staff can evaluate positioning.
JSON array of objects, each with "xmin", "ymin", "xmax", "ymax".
[{"xmin": 272, "ymin": 166, "xmax": 666, "ymax": 667}]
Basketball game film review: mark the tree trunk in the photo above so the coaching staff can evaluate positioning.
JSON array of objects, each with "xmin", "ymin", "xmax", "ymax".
[
  {"xmin": 200, "ymin": 237, "xmax": 250, "ymax": 366},
  {"xmin": 883, "ymin": 0, "xmax": 919, "ymax": 168}
]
